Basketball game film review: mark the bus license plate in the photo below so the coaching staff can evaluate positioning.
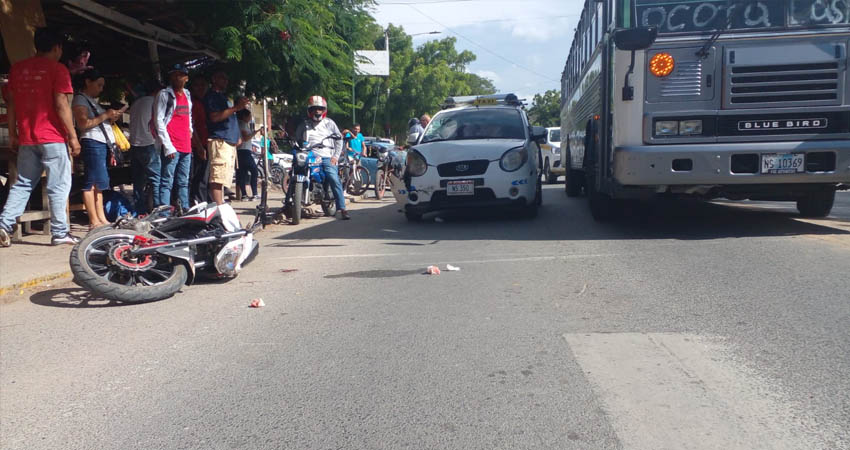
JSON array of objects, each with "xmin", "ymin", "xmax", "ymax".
[
  {"xmin": 761, "ymin": 153, "xmax": 804, "ymax": 174},
  {"xmin": 447, "ymin": 180, "xmax": 475, "ymax": 196}
]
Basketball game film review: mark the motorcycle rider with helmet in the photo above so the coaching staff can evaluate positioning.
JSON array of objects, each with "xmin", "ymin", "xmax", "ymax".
[{"xmin": 294, "ymin": 95, "xmax": 350, "ymax": 220}]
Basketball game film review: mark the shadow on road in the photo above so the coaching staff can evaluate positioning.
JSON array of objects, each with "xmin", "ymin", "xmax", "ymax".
[
  {"xmin": 29, "ymin": 287, "xmax": 159, "ymax": 308},
  {"xmin": 267, "ymin": 189, "xmax": 850, "ymax": 242}
]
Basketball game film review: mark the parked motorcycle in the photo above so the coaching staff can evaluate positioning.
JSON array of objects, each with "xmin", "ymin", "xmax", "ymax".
[
  {"xmin": 70, "ymin": 203, "xmax": 260, "ymax": 302},
  {"xmin": 282, "ymin": 134, "xmax": 342, "ymax": 225}
]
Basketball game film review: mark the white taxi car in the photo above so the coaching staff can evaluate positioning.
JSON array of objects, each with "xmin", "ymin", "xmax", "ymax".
[
  {"xmin": 542, "ymin": 127, "xmax": 563, "ymax": 184},
  {"xmin": 402, "ymin": 94, "xmax": 544, "ymax": 221}
]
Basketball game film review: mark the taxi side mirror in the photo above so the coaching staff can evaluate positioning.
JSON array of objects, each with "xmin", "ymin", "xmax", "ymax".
[{"xmin": 531, "ymin": 126, "xmax": 547, "ymax": 143}]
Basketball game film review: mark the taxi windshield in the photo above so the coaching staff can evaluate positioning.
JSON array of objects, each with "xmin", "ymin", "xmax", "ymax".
[{"xmin": 421, "ymin": 108, "xmax": 526, "ymax": 143}]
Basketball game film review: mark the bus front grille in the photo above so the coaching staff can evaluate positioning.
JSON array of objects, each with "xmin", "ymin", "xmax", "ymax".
[{"xmin": 728, "ymin": 62, "xmax": 840, "ymax": 107}]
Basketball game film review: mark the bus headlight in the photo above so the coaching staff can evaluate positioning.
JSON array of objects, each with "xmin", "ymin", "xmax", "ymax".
[
  {"xmin": 500, "ymin": 147, "xmax": 528, "ymax": 172},
  {"xmin": 679, "ymin": 120, "xmax": 703, "ymax": 136},
  {"xmin": 407, "ymin": 150, "xmax": 428, "ymax": 177},
  {"xmin": 655, "ymin": 121, "xmax": 679, "ymax": 137}
]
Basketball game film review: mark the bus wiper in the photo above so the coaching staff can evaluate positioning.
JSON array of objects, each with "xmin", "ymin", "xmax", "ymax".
[{"xmin": 695, "ymin": 1, "xmax": 745, "ymax": 59}]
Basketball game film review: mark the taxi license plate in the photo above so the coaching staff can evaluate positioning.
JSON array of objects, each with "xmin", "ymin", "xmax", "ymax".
[
  {"xmin": 447, "ymin": 180, "xmax": 475, "ymax": 196},
  {"xmin": 761, "ymin": 153, "xmax": 805, "ymax": 174}
]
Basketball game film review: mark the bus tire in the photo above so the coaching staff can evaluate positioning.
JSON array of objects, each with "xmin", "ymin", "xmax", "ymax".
[
  {"xmin": 542, "ymin": 159, "xmax": 551, "ymax": 184},
  {"xmin": 797, "ymin": 189, "xmax": 835, "ymax": 218},
  {"xmin": 587, "ymin": 174, "xmax": 616, "ymax": 221}
]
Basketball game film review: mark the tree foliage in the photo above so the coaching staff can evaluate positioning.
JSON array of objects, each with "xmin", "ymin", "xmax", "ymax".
[
  {"xmin": 527, "ymin": 89, "xmax": 560, "ymax": 127},
  {"xmin": 186, "ymin": 1, "xmax": 496, "ymax": 138}
]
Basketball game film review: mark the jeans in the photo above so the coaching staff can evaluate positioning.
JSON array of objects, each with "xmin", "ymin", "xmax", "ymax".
[
  {"xmin": 236, "ymin": 149, "xmax": 258, "ymax": 197},
  {"xmin": 322, "ymin": 157, "xmax": 345, "ymax": 212},
  {"xmin": 130, "ymin": 144, "xmax": 161, "ymax": 213},
  {"xmin": 0, "ymin": 143, "xmax": 71, "ymax": 237},
  {"xmin": 160, "ymin": 152, "xmax": 192, "ymax": 209},
  {"xmin": 80, "ymin": 139, "xmax": 110, "ymax": 191}
]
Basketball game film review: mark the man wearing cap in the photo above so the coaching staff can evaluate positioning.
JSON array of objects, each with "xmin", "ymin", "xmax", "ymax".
[{"xmin": 155, "ymin": 63, "xmax": 193, "ymax": 209}]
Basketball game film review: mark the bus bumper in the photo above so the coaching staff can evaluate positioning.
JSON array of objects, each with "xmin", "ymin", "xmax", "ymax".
[{"xmin": 613, "ymin": 140, "xmax": 850, "ymax": 186}]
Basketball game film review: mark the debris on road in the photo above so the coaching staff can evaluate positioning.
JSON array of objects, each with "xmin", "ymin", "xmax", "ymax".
[
  {"xmin": 280, "ymin": 269, "xmax": 299, "ymax": 273},
  {"xmin": 249, "ymin": 298, "xmax": 266, "ymax": 308},
  {"xmin": 434, "ymin": 217, "xmax": 445, "ymax": 223},
  {"xmin": 446, "ymin": 264, "xmax": 461, "ymax": 272},
  {"xmin": 426, "ymin": 266, "xmax": 441, "ymax": 275}
]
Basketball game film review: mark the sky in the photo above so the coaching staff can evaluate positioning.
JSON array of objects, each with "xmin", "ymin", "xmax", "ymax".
[{"xmin": 371, "ymin": 0, "xmax": 584, "ymax": 104}]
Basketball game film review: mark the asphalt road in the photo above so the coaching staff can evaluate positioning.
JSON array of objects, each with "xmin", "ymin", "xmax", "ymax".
[{"xmin": 2, "ymin": 188, "xmax": 849, "ymax": 450}]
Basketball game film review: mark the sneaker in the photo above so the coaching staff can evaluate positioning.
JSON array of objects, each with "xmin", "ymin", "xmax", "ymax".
[
  {"xmin": 339, "ymin": 210, "xmax": 351, "ymax": 220},
  {"xmin": 0, "ymin": 227, "xmax": 11, "ymax": 248},
  {"xmin": 51, "ymin": 233, "xmax": 81, "ymax": 246}
]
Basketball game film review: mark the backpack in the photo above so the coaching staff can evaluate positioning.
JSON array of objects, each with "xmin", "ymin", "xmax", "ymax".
[{"xmin": 148, "ymin": 89, "xmax": 175, "ymax": 139}]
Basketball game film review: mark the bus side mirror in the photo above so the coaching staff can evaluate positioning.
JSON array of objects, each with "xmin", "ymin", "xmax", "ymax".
[{"xmin": 613, "ymin": 27, "xmax": 657, "ymax": 51}]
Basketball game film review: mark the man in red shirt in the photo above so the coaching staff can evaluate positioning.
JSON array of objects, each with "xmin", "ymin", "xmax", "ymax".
[
  {"xmin": 1, "ymin": 28, "xmax": 81, "ymax": 247},
  {"xmin": 155, "ymin": 64, "xmax": 193, "ymax": 209},
  {"xmin": 189, "ymin": 75, "xmax": 210, "ymax": 204}
]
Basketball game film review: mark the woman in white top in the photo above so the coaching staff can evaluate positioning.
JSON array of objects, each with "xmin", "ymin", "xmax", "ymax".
[
  {"xmin": 236, "ymin": 109, "xmax": 261, "ymax": 200},
  {"xmin": 72, "ymin": 69, "xmax": 124, "ymax": 228}
]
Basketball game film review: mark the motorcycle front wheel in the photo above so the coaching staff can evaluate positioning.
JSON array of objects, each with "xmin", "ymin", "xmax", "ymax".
[
  {"xmin": 291, "ymin": 181, "xmax": 303, "ymax": 225},
  {"xmin": 70, "ymin": 229, "xmax": 188, "ymax": 302}
]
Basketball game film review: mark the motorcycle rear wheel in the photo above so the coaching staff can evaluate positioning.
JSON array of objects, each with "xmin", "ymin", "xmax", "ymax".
[{"xmin": 70, "ymin": 229, "xmax": 188, "ymax": 302}]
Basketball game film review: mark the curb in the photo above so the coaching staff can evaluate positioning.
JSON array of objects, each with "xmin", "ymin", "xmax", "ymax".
[{"xmin": 0, "ymin": 271, "xmax": 72, "ymax": 301}]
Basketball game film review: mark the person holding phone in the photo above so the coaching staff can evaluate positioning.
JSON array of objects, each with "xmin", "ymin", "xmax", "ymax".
[{"xmin": 72, "ymin": 68, "xmax": 122, "ymax": 229}]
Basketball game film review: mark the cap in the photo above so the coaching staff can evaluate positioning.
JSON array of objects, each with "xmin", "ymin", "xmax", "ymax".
[{"xmin": 167, "ymin": 63, "xmax": 189, "ymax": 75}]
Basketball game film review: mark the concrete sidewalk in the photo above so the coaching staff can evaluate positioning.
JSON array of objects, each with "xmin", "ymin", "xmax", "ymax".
[{"xmin": 0, "ymin": 190, "xmax": 396, "ymax": 301}]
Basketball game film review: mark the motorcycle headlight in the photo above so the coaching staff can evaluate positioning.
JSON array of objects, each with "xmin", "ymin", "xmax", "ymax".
[
  {"xmin": 296, "ymin": 152, "xmax": 307, "ymax": 166},
  {"xmin": 499, "ymin": 147, "xmax": 527, "ymax": 172},
  {"xmin": 406, "ymin": 150, "xmax": 428, "ymax": 177}
]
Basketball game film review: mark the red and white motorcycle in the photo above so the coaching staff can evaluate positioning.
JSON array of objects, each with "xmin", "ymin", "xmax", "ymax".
[{"xmin": 70, "ymin": 203, "xmax": 260, "ymax": 302}]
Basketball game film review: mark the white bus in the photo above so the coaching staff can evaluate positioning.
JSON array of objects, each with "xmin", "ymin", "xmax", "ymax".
[{"xmin": 560, "ymin": 0, "xmax": 850, "ymax": 220}]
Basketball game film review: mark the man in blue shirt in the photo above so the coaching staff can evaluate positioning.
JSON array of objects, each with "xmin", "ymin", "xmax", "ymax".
[
  {"xmin": 205, "ymin": 69, "xmax": 249, "ymax": 205},
  {"xmin": 349, "ymin": 123, "xmax": 365, "ymax": 157}
]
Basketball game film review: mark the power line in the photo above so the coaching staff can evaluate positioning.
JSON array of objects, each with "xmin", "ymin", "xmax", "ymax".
[
  {"xmin": 398, "ymin": 14, "xmax": 578, "ymax": 26},
  {"xmin": 405, "ymin": 4, "xmax": 559, "ymax": 83}
]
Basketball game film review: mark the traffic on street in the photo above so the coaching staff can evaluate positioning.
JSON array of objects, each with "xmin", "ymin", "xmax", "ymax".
[{"xmin": 2, "ymin": 0, "xmax": 850, "ymax": 449}]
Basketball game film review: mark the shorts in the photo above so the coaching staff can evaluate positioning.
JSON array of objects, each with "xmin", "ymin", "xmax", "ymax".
[
  {"xmin": 208, "ymin": 139, "xmax": 236, "ymax": 186},
  {"xmin": 81, "ymin": 138, "xmax": 110, "ymax": 191}
]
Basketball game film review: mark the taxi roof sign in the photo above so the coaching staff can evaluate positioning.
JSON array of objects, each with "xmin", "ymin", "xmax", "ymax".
[{"xmin": 442, "ymin": 93, "xmax": 524, "ymax": 109}]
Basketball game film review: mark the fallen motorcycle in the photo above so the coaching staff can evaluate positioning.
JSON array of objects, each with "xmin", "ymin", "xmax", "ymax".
[{"xmin": 69, "ymin": 203, "xmax": 260, "ymax": 302}]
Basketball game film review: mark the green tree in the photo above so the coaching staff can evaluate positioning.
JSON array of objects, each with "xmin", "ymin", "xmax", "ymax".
[{"xmin": 528, "ymin": 89, "xmax": 560, "ymax": 127}]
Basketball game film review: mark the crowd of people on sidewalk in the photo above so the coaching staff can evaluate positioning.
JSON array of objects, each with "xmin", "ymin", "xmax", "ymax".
[{"xmin": 0, "ymin": 27, "xmax": 266, "ymax": 248}]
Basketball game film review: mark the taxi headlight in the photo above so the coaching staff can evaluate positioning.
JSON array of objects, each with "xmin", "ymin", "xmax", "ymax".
[
  {"xmin": 406, "ymin": 150, "xmax": 428, "ymax": 177},
  {"xmin": 500, "ymin": 147, "xmax": 528, "ymax": 172}
]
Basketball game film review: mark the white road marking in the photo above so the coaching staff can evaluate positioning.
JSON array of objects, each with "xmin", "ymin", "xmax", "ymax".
[{"xmin": 564, "ymin": 333, "xmax": 840, "ymax": 450}]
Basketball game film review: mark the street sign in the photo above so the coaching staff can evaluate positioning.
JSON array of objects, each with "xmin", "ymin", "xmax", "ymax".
[{"xmin": 355, "ymin": 50, "xmax": 389, "ymax": 76}]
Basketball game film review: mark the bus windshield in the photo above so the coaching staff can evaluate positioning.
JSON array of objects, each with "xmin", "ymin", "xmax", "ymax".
[{"xmin": 636, "ymin": 0, "xmax": 850, "ymax": 34}]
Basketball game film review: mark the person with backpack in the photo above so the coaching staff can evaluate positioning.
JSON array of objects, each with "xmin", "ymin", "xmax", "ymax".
[
  {"xmin": 155, "ymin": 64, "xmax": 193, "ymax": 210},
  {"xmin": 127, "ymin": 80, "xmax": 161, "ymax": 213}
]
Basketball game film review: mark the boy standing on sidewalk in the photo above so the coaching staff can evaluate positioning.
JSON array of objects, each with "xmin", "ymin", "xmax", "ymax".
[
  {"xmin": 155, "ymin": 64, "xmax": 193, "ymax": 209},
  {"xmin": 0, "ymin": 28, "xmax": 81, "ymax": 247}
]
